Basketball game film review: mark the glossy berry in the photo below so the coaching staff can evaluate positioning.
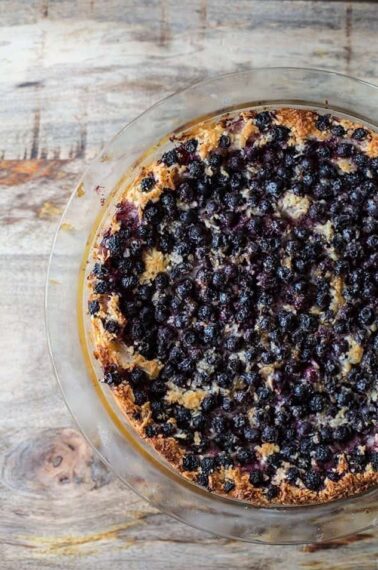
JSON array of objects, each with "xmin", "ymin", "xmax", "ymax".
[
  {"xmin": 255, "ymin": 111, "xmax": 272, "ymax": 130},
  {"xmin": 262, "ymin": 426, "xmax": 279, "ymax": 443},
  {"xmin": 219, "ymin": 134, "xmax": 231, "ymax": 148},
  {"xmin": 249, "ymin": 471, "xmax": 265, "ymax": 487},
  {"xmin": 316, "ymin": 115, "xmax": 330, "ymax": 131},
  {"xmin": 303, "ymin": 470, "xmax": 323, "ymax": 491},
  {"xmin": 196, "ymin": 473, "xmax": 209, "ymax": 488},
  {"xmin": 162, "ymin": 149, "xmax": 178, "ymax": 166},
  {"xmin": 185, "ymin": 138, "xmax": 198, "ymax": 153},
  {"xmin": 201, "ymin": 395, "xmax": 217, "ymax": 412},
  {"xmin": 352, "ymin": 128, "xmax": 368, "ymax": 141},
  {"xmin": 314, "ymin": 445, "xmax": 331, "ymax": 463},
  {"xmin": 88, "ymin": 300, "xmax": 100, "ymax": 315},
  {"xmin": 358, "ymin": 307, "xmax": 374, "ymax": 326},
  {"xmin": 223, "ymin": 479, "xmax": 235, "ymax": 493},
  {"xmin": 94, "ymin": 281, "xmax": 109, "ymax": 294},
  {"xmin": 140, "ymin": 176, "xmax": 155, "ymax": 192}
]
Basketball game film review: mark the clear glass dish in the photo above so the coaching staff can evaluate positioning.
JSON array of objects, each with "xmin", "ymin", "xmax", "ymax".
[{"xmin": 46, "ymin": 68, "xmax": 378, "ymax": 544}]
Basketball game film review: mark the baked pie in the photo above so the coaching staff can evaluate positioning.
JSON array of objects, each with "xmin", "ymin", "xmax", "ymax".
[{"xmin": 87, "ymin": 108, "xmax": 378, "ymax": 505}]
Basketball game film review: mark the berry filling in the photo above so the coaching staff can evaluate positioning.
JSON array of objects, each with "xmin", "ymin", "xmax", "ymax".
[{"xmin": 89, "ymin": 109, "xmax": 378, "ymax": 503}]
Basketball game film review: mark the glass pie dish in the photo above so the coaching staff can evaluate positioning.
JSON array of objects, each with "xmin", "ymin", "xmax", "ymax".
[{"xmin": 46, "ymin": 68, "xmax": 378, "ymax": 544}]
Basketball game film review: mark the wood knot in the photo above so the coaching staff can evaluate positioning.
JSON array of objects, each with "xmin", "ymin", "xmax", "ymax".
[{"xmin": 2, "ymin": 428, "xmax": 112, "ymax": 497}]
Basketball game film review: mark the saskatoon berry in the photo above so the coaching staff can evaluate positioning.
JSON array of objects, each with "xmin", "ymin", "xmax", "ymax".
[{"xmin": 140, "ymin": 176, "xmax": 155, "ymax": 192}]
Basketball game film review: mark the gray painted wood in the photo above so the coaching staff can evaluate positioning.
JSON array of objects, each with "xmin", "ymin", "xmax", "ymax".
[{"xmin": 0, "ymin": 1, "xmax": 377, "ymax": 568}]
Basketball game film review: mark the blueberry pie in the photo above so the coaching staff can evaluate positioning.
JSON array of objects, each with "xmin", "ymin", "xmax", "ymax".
[{"xmin": 88, "ymin": 108, "xmax": 378, "ymax": 505}]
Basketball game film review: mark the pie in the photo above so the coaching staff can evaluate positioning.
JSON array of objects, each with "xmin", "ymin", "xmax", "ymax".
[{"xmin": 87, "ymin": 108, "xmax": 378, "ymax": 505}]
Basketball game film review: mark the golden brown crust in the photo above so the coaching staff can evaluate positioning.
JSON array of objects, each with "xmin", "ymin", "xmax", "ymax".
[
  {"xmin": 276, "ymin": 108, "xmax": 318, "ymax": 145},
  {"xmin": 140, "ymin": 249, "xmax": 168, "ymax": 283},
  {"xmin": 111, "ymin": 387, "xmax": 378, "ymax": 506},
  {"xmin": 87, "ymin": 107, "xmax": 378, "ymax": 506}
]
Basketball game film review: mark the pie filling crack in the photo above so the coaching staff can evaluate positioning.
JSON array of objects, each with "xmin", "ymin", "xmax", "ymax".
[{"xmin": 87, "ymin": 108, "xmax": 378, "ymax": 506}]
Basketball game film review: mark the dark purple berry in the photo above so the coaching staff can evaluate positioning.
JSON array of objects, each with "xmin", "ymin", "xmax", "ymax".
[
  {"xmin": 331, "ymin": 124, "xmax": 346, "ymax": 137},
  {"xmin": 88, "ymin": 300, "xmax": 100, "ymax": 315},
  {"xmin": 223, "ymin": 479, "xmax": 235, "ymax": 493},
  {"xmin": 303, "ymin": 470, "xmax": 323, "ymax": 491},
  {"xmin": 352, "ymin": 128, "xmax": 368, "ymax": 141},
  {"xmin": 316, "ymin": 115, "xmax": 330, "ymax": 131},
  {"xmin": 219, "ymin": 134, "xmax": 231, "ymax": 148},
  {"xmin": 201, "ymin": 394, "xmax": 217, "ymax": 412},
  {"xmin": 184, "ymin": 138, "xmax": 198, "ymax": 153},
  {"xmin": 255, "ymin": 111, "xmax": 272, "ymax": 130},
  {"xmin": 141, "ymin": 176, "xmax": 155, "ymax": 192},
  {"xmin": 162, "ymin": 149, "xmax": 178, "ymax": 166},
  {"xmin": 182, "ymin": 454, "xmax": 199, "ymax": 471},
  {"xmin": 103, "ymin": 368, "xmax": 122, "ymax": 386},
  {"xmin": 249, "ymin": 471, "xmax": 265, "ymax": 487},
  {"xmin": 104, "ymin": 319, "xmax": 120, "ymax": 334}
]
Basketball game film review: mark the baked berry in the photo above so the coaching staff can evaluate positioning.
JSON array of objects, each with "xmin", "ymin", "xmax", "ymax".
[
  {"xmin": 303, "ymin": 470, "xmax": 323, "ymax": 491},
  {"xmin": 176, "ymin": 279, "xmax": 193, "ymax": 299},
  {"xmin": 331, "ymin": 124, "xmax": 346, "ymax": 137},
  {"xmin": 219, "ymin": 134, "xmax": 231, "ymax": 148},
  {"xmin": 255, "ymin": 111, "xmax": 272, "ymax": 130},
  {"xmin": 209, "ymin": 152, "xmax": 222, "ymax": 168},
  {"xmin": 203, "ymin": 325, "xmax": 219, "ymax": 344},
  {"xmin": 140, "ymin": 176, "xmax": 155, "ymax": 192},
  {"xmin": 155, "ymin": 272, "xmax": 169, "ymax": 290},
  {"xmin": 104, "ymin": 319, "xmax": 120, "ymax": 334},
  {"xmin": 309, "ymin": 394, "xmax": 327, "ymax": 413},
  {"xmin": 358, "ymin": 307, "xmax": 375, "ymax": 326},
  {"xmin": 133, "ymin": 389, "xmax": 148, "ymax": 406},
  {"xmin": 88, "ymin": 300, "xmax": 100, "ymax": 315},
  {"xmin": 287, "ymin": 467, "xmax": 300, "ymax": 484},
  {"xmin": 270, "ymin": 125, "xmax": 290, "ymax": 142},
  {"xmin": 201, "ymin": 456, "xmax": 216, "ymax": 474},
  {"xmin": 314, "ymin": 445, "xmax": 332, "ymax": 463},
  {"xmin": 352, "ymin": 128, "xmax": 368, "ymax": 141},
  {"xmin": 191, "ymin": 413, "xmax": 206, "ymax": 430},
  {"xmin": 262, "ymin": 426, "xmax": 279, "ymax": 443},
  {"xmin": 103, "ymin": 368, "xmax": 122, "ymax": 386},
  {"xmin": 236, "ymin": 449, "xmax": 254, "ymax": 465},
  {"xmin": 223, "ymin": 479, "xmax": 235, "ymax": 493},
  {"xmin": 145, "ymin": 424, "xmax": 158, "ymax": 437},
  {"xmin": 316, "ymin": 114, "xmax": 331, "ymax": 131},
  {"xmin": 161, "ymin": 422, "xmax": 175, "ymax": 436},
  {"xmin": 196, "ymin": 473, "xmax": 209, "ymax": 488},
  {"xmin": 201, "ymin": 394, "xmax": 217, "ymax": 412},
  {"xmin": 249, "ymin": 471, "xmax": 265, "ymax": 487},
  {"xmin": 185, "ymin": 138, "xmax": 198, "ymax": 153},
  {"xmin": 94, "ymin": 281, "xmax": 109, "ymax": 294},
  {"xmin": 162, "ymin": 149, "xmax": 178, "ymax": 166},
  {"xmin": 188, "ymin": 160, "xmax": 204, "ymax": 179}
]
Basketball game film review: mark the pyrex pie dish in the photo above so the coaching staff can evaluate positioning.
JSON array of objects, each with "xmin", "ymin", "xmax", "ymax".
[{"xmin": 46, "ymin": 68, "xmax": 378, "ymax": 544}]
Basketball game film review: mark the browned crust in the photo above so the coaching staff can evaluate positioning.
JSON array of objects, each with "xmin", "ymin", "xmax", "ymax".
[
  {"xmin": 112, "ymin": 387, "xmax": 377, "ymax": 506},
  {"xmin": 87, "ymin": 108, "xmax": 378, "ymax": 506}
]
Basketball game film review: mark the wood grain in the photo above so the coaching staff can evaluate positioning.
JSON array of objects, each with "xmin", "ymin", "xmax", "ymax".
[
  {"xmin": 0, "ymin": 1, "xmax": 377, "ymax": 568},
  {"xmin": 0, "ymin": 1, "xmax": 378, "ymax": 162}
]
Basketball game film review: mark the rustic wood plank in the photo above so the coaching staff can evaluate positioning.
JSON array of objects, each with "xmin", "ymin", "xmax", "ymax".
[
  {"xmin": 0, "ymin": 1, "xmax": 377, "ymax": 568},
  {"xmin": 0, "ymin": 1, "xmax": 377, "ymax": 161}
]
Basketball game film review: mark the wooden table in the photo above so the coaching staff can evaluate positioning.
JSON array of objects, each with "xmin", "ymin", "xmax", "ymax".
[{"xmin": 1, "ymin": 1, "xmax": 377, "ymax": 568}]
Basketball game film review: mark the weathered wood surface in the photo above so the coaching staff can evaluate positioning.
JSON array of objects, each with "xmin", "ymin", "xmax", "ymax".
[{"xmin": 0, "ymin": 1, "xmax": 377, "ymax": 568}]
